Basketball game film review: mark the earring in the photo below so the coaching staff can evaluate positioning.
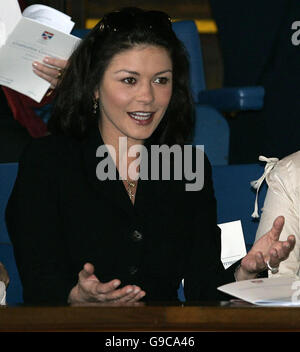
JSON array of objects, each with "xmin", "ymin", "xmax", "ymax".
[{"xmin": 93, "ymin": 99, "xmax": 99, "ymax": 114}]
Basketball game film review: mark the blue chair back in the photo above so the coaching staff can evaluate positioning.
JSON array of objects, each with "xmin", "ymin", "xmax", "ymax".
[
  {"xmin": 193, "ymin": 105, "xmax": 229, "ymax": 165},
  {"xmin": 172, "ymin": 21, "xmax": 229, "ymax": 164},
  {"xmin": 0, "ymin": 163, "xmax": 23, "ymax": 305},
  {"xmin": 172, "ymin": 21, "xmax": 230, "ymax": 165},
  {"xmin": 212, "ymin": 163, "xmax": 267, "ymax": 250},
  {"xmin": 172, "ymin": 20, "xmax": 206, "ymax": 98}
]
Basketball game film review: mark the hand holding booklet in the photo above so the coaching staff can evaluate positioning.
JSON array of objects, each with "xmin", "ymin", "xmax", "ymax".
[{"xmin": 0, "ymin": 1, "xmax": 81, "ymax": 102}]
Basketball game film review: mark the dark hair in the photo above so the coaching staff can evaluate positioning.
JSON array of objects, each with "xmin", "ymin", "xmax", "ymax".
[{"xmin": 48, "ymin": 7, "xmax": 195, "ymax": 145}]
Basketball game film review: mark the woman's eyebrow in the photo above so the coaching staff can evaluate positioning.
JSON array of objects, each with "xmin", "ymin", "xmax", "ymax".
[
  {"xmin": 114, "ymin": 70, "xmax": 139, "ymax": 75},
  {"xmin": 154, "ymin": 69, "xmax": 173, "ymax": 75},
  {"xmin": 114, "ymin": 69, "xmax": 173, "ymax": 75}
]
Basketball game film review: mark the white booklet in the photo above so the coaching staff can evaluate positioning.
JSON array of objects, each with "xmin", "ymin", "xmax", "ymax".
[
  {"xmin": 0, "ymin": 1, "xmax": 81, "ymax": 102},
  {"xmin": 218, "ymin": 276, "xmax": 300, "ymax": 306}
]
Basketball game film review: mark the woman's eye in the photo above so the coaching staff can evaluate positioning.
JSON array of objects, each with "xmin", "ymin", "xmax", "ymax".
[
  {"xmin": 153, "ymin": 77, "xmax": 169, "ymax": 84},
  {"xmin": 122, "ymin": 77, "xmax": 136, "ymax": 85}
]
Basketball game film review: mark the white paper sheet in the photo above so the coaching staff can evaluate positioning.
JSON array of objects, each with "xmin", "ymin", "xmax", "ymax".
[
  {"xmin": 219, "ymin": 220, "xmax": 247, "ymax": 269},
  {"xmin": 22, "ymin": 4, "xmax": 75, "ymax": 34},
  {"xmin": 218, "ymin": 276, "xmax": 300, "ymax": 306},
  {"xmin": 0, "ymin": 0, "xmax": 22, "ymax": 46}
]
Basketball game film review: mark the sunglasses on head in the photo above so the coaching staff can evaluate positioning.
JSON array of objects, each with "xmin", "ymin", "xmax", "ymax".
[{"xmin": 98, "ymin": 8, "xmax": 172, "ymax": 33}]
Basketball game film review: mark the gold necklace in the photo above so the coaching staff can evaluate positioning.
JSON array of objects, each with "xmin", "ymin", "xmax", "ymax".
[{"xmin": 125, "ymin": 180, "xmax": 137, "ymax": 201}]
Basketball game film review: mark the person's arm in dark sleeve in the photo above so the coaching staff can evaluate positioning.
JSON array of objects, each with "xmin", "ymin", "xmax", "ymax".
[{"xmin": 5, "ymin": 137, "xmax": 76, "ymax": 305}]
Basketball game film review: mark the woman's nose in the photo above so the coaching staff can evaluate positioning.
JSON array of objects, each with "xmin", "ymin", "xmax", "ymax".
[{"xmin": 136, "ymin": 82, "xmax": 154, "ymax": 104}]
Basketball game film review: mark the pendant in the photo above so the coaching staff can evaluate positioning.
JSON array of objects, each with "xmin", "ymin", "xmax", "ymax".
[{"xmin": 126, "ymin": 180, "xmax": 136, "ymax": 200}]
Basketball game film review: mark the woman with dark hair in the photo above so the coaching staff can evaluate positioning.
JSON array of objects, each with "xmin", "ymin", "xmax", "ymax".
[
  {"xmin": 6, "ymin": 7, "xmax": 295, "ymax": 306},
  {"xmin": 49, "ymin": 8, "xmax": 193, "ymax": 145}
]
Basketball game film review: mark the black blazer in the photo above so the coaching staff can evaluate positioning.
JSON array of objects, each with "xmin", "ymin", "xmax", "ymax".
[{"xmin": 6, "ymin": 128, "xmax": 236, "ymax": 305}]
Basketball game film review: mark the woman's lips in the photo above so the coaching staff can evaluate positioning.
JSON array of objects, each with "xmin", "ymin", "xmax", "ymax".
[{"xmin": 127, "ymin": 111, "xmax": 154, "ymax": 125}]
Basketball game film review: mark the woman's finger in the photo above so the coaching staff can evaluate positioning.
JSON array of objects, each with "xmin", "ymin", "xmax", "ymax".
[
  {"xmin": 94, "ymin": 279, "xmax": 121, "ymax": 294},
  {"xmin": 268, "ymin": 216, "xmax": 285, "ymax": 242},
  {"xmin": 43, "ymin": 56, "xmax": 68, "ymax": 70},
  {"xmin": 33, "ymin": 61, "xmax": 61, "ymax": 77},
  {"xmin": 123, "ymin": 289, "xmax": 146, "ymax": 303},
  {"xmin": 254, "ymin": 251, "xmax": 266, "ymax": 272},
  {"xmin": 32, "ymin": 61, "xmax": 64, "ymax": 88},
  {"xmin": 115, "ymin": 285, "xmax": 145, "ymax": 302},
  {"xmin": 268, "ymin": 248, "xmax": 280, "ymax": 268},
  {"xmin": 267, "ymin": 236, "xmax": 295, "ymax": 267},
  {"xmin": 79, "ymin": 262, "xmax": 97, "ymax": 280},
  {"xmin": 97, "ymin": 285, "xmax": 141, "ymax": 302}
]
